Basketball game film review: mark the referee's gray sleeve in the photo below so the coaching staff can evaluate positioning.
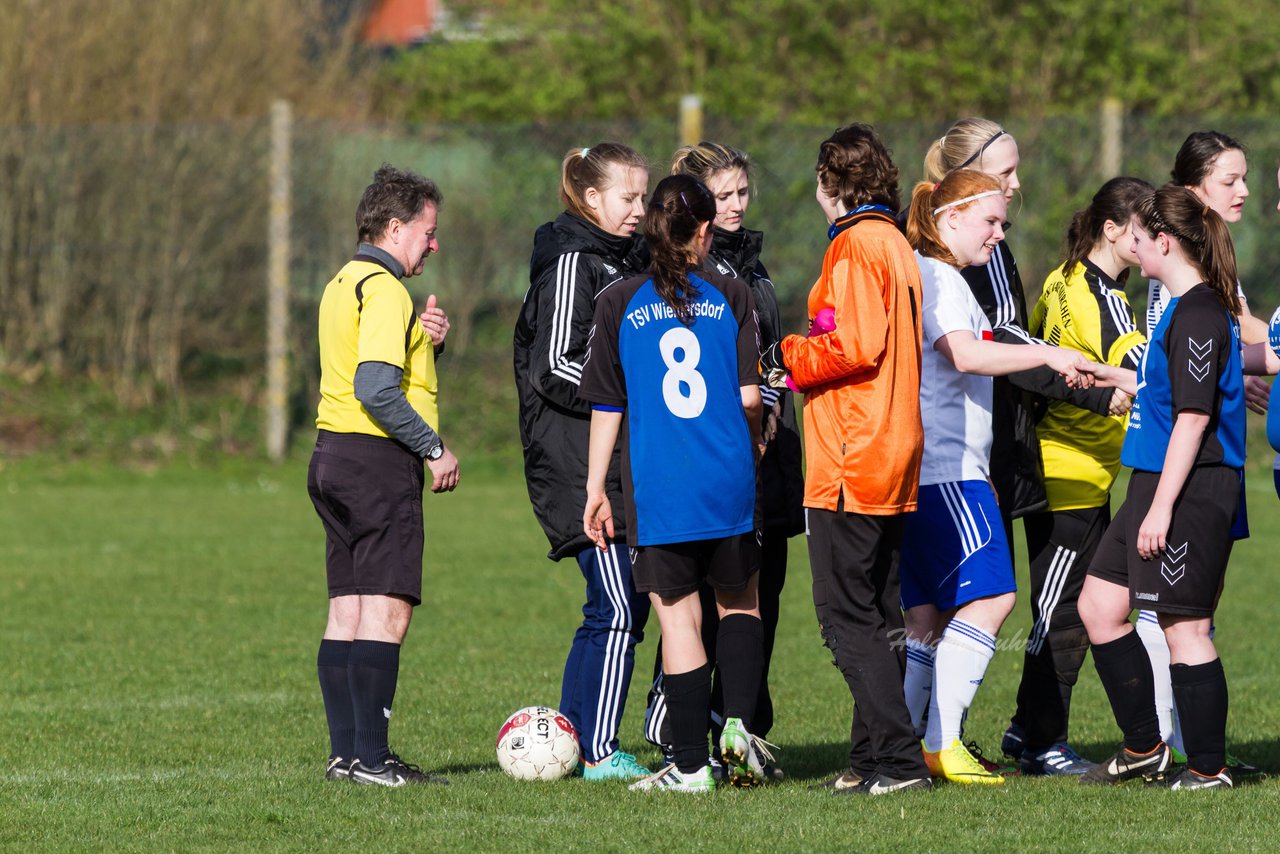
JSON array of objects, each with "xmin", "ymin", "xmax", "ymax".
[{"xmin": 353, "ymin": 361, "xmax": 441, "ymax": 458}]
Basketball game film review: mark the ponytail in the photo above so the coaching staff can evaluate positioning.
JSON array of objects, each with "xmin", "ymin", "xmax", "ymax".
[
  {"xmin": 906, "ymin": 169, "xmax": 1002, "ymax": 266},
  {"xmin": 643, "ymin": 174, "xmax": 716, "ymax": 323},
  {"xmin": 923, "ymin": 117, "xmax": 1008, "ymax": 182},
  {"xmin": 560, "ymin": 142, "xmax": 648, "ymax": 224},
  {"xmin": 670, "ymin": 140, "xmax": 751, "ymax": 181},
  {"xmin": 1060, "ymin": 176, "xmax": 1153, "ymax": 283},
  {"xmin": 1135, "ymin": 184, "xmax": 1241, "ymax": 314}
]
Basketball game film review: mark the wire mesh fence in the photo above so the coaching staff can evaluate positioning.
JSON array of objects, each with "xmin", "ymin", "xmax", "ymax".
[{"xmin": 3, "ymin": 109, "xmax": 1278, "ymax": 449}]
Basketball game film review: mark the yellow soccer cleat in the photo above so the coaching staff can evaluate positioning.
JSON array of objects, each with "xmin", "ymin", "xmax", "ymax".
[
  {"xmin": 922, "ymin": 743, "xmax": 943, "ymax": 778},
  {"xmin": 935, "ymin": 739, "xmax": 1004, "ymax": 785}
]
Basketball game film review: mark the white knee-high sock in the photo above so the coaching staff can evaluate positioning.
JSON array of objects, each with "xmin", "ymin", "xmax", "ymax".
[
  {"xmin": 925, "ymin": 620, "xmax": 996, "ymax": 753},
  {"xmin": 1136, "ymin": 611, "xmax": 1180, "ymax": 750},
  {"xmin": 903, "ymin": 638, "xmax": 935, "ymax": 740}
]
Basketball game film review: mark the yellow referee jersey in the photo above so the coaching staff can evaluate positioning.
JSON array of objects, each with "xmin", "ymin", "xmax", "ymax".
[
  {"xmin": 1030, "ymin": 260, "xmax": 1145, "ymax": 510},
  {"xmin": 315, "ymin": 258, "xmax": 439, "ymax": 437}
]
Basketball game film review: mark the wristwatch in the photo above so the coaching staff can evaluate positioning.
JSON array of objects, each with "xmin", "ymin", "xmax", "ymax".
[{"xmin": 425, "ymin": 441, "xmax": 445, "ymax": 461}]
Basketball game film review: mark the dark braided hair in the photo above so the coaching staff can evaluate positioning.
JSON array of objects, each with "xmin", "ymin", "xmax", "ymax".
[{"xmin": 643, "ymin": 174, "xmax": 716, "ymax": 324}]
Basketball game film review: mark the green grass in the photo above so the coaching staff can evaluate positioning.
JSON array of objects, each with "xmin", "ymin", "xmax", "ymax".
[{"xmin": 2, "ymin": 456, "xmax": 1280, "ymax": 852}]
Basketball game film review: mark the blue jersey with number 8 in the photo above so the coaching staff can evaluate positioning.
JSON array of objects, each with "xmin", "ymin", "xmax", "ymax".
[{"xmin": 580, "ymin": 270, "xmax": 761, "ymax": 546}]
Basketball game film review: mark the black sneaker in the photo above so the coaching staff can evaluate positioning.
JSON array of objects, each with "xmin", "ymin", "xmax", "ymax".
[
  {"xmin": 1079, "ymin": 742, "xmax": 1172, "ymax": 785},
  {"xmin": 1168, "ymin": 766, "xmax": 1233, "ymax": 790},
  {"xmin": 350, "ymin": 755, "xmax": 450, "ymax": 787},
  {"xmin": 325, "ymin": 756, "xmax": 353, "ymax": 781},
  {"xmin": 1000, "ymin": 722, "xmax": 1025, "ymax": 762},
  {"xmin": 836, "ymin": 772, "xmax": 932, "ymax": 796},
  {"xmin": 810, "ymin": 769, "xmax": 863, "ymax": 792}
]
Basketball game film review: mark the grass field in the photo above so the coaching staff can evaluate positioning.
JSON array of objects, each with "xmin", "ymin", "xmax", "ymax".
[{"xmin": 3, "ymin": 454, "xmax": 1280, "ymax": 852}]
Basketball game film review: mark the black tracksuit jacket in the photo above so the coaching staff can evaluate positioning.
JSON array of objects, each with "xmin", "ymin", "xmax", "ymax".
[{"xmin": 514, "ymin": 212, "xmax": 647, "ymax": 560}]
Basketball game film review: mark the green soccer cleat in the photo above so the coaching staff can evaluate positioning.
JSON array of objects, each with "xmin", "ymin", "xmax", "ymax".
[{"xmin": 719, "ymin": 716, "xmax": 777, "ymax": 788}]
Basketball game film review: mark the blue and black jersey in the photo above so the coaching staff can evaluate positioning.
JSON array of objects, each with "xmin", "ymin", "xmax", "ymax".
[
  {"xmin": 1122, "ymin": 284, "xmax": 1245, "ymax": 473},
  {"xmin": 579, "ymin": 269, "xmax": 760, "ymax": 547}
]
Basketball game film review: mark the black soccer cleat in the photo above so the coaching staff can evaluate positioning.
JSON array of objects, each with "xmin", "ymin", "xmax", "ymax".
[
  {"xmin": 325, "ymin": 756, "xmax": 353, "ymax": 781},
  {"xmin": 810, "ymin": 769, "xmax": 863, "ymax": 792},
  {"xmin": 834, "ymin": 771, "xmax": 932, "ymax": 796},
  {"xmin": 1079, "ymin": 742, "xmax": 1172, "ymax": 785},
  {"xmin": 1167, "ymin": 766, "xmax": 1233, "ymax": 791},
  {"xmin": 349, "ymin": 755, "xmax": 450, "ymax": 787}
]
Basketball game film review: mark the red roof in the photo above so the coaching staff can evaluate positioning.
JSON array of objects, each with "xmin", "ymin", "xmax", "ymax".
[{"xmin": 361, "ymin": 0, "xmax": 438, "ymax": 46}]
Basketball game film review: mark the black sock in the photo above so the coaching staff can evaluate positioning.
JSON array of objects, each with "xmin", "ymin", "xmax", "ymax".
[
  {"xmin": 317, "ymin": 639, "xmax": 354, "ymax": 760},
  {"xmin": 1091, "ymin": 631, "xmax": 1160, "ymax": 753},
  {"xmin": 349, "ymin": 640, "xmax": 401, "ymax": 767},
  {"xmin": 716, "ymin": 613, "xmax": 763, "ymax": 730},
  {"xmin": 664, "ymin": 663, "xmax": 712, "ymax": 774},
  {"xmin": 1171, "ymin": 659, "xmax": 1228, "ymax": 776}
]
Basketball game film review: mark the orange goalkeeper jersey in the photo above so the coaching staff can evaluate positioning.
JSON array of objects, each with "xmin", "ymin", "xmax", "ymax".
[{"xmin": 781, "ymin": 209, "xmax": 923, "ymax": 515}]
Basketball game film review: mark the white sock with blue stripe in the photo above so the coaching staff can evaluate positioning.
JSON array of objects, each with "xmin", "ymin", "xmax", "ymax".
[
  {"xmin": 925, "ymin": 619, "xmax": 996, "ymax": 753},
  {"xmin": 903, "ymin": 638, "xmax": 935, "ymax": 740},
  {"xmin": 1135, "ymin": 611, "xmax": 1182, "ymax": 752}
]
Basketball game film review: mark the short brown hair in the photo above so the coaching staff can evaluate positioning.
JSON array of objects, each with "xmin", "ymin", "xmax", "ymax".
[
  {"xmin": 816, "ymin": 123, "xmax": 900, "ymax": 213},
  {"xmin": 356, "ymin": 164, "xmax": 443, "ymax": 244}
]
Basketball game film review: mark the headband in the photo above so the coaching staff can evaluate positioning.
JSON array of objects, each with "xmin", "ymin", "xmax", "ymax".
[
  {"xmin": 933, "ymin": 189, "xmax": 1003, "ymax": 217},
  {"xmin": 954, "ymin": 130, "xmax": 1008, "ymax": 170}
]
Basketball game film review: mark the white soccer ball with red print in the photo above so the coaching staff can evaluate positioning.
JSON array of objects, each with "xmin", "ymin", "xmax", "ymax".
[{"xmin": 495, "ymin": 706, "xmax": 580, "ymax": 781}]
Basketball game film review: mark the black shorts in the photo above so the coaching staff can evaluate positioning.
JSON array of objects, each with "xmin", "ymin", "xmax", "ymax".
[
  {"xmin": 632, "ymin": 531, "xmax": 761, "ymax": 599},
  {"xmin": 1088, "ymin": 467, "xmax": 1237, "ymax": 617},
  {"xmin": 307, "ymin": 430, "xmax": 425, "ymax": 605}
]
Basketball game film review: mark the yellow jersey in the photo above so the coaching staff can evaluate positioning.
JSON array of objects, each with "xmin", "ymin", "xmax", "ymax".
[
  {"xmin": 1030, "ymin": 260, "xmax": 1145, "ymax": 510},
  {"xmin": 315, "ymin": 258, "xmax": 439, "ymax": 437}
]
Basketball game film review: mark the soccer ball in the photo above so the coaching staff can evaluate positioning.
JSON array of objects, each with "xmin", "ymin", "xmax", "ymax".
[{"xmin": 495, "ymin": 706, "xmax": 580, "ymax": 781}]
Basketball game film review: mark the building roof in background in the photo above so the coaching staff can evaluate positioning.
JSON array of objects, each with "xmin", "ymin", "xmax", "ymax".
[{"xmin": 360, "ymin": 0, "xmax": 438, "ymax": 47}]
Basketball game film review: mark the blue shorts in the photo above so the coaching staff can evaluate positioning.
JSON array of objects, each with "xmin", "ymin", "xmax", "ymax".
[{"xmin": 900, "ymin": 480, "xmax": 1016, "ymax": 611}]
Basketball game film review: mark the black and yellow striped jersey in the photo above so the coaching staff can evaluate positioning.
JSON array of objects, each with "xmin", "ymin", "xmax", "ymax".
[{"xmin": 1030, "ymin": 260, "xmax": 1146, "ymax": 510}]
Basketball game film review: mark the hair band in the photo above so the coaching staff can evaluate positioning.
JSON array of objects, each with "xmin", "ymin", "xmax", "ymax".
[
  {"xmin": 581, "ymin": 147, "xmax": 590, "ymax": 158},
  {"xmin": 933, "ymin": 190, "xmax": 1003, "ymax": 216},
  {"xmin": 955, "ymin": 130, "xmax": 1008, "ymax": 170}
]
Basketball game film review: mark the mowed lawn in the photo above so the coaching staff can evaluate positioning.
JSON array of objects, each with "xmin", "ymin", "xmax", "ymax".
[{"xmin": 2, "ymin": 456, "xmax": 1280, "ymax": 852}]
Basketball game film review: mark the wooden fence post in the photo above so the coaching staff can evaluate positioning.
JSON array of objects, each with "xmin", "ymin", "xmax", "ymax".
[
  {"xmin": 266, "ymin": 99, "xmax": 291, "ymax": 462},
  {"xmin": 679, "ymin": 94, "xmax": 703, "ymax": 147},
  {"xmin": 1100, "ymin": 97, "xmax": 1124, "ymax": 180}
]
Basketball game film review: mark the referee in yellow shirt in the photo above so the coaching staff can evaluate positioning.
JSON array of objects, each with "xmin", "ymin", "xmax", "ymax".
[{"xmin": 307, "ymin": 165, "xmax": 460, "ymax": 787}]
